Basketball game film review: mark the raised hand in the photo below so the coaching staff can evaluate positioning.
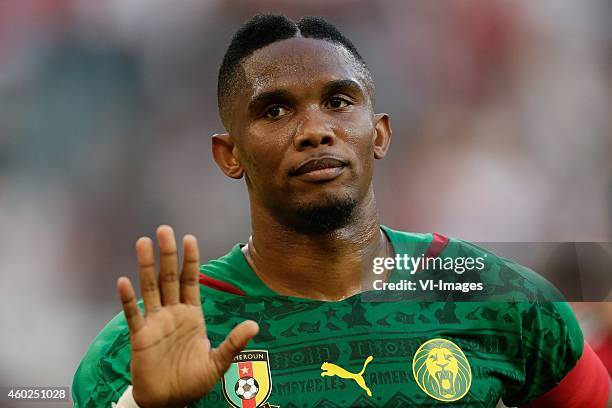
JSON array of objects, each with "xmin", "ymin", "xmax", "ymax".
[{"xmin": 117, "ymin": 225, "xmax": 259, "ymax": 408}]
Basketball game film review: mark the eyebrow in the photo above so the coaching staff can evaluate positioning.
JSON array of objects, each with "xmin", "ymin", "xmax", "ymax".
[
  {"xmin": 320, "ymin": 79, "xmax": 365, "ymax": 98},
  {"xmin": 247, "ymin": 89, "xmax": 294, "ymax": 114}
]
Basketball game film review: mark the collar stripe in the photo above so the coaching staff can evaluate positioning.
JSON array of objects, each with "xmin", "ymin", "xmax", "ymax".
[{"xmin": 199, "ymin": 273, "xmax": 245, "ymax": 296}]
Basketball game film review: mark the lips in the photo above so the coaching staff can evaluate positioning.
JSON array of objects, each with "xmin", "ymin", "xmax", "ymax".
[
  {"xmin": 292, "ymin": 157, "xmax": 347, "ymax": 176},
  {"xmin": 290, "ymin": 156, "xmax": 348, "ymax": 183}
]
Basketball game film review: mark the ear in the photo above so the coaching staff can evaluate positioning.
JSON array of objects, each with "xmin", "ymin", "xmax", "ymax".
[
  {"xmin": 211, "ymin": 133, "xmax": 244, "ymax": 179},
  {"xmin": 373, "ymin": 113, "xmax": 392, "ymax": 159}
]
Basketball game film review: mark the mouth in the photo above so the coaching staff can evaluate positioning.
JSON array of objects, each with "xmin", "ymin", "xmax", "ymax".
[
  {"xmin": 291, "ymin": 157, "xmax": 348, "ymax": 182},
  {"xmin": 436, "ymin": 370, "xmax": 453, "ymax": 393}
]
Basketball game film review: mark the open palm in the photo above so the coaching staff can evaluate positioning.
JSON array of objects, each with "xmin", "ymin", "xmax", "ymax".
[{"xmin": 117, "ymin": 226, "xmax": 258, "ymax": 408}]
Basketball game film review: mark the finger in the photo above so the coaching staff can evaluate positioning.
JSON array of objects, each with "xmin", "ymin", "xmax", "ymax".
[
  {"xmin": 157, "ymin": 225, "xmax": 180, "ymax": 305},
  {"xmin": 180, "ymin": 234, "xmax": 201, "ymax": 306},
  {"xmin": 117, "ymin": 277, "xmax": 145, "ymax": 333},
  {"xmin": 136, "ymin": 237, "xmax": 161, "ymax": 314},
  {"xmin": 212, "ymin": 321, "xmax": 259, "ymax": 374}
]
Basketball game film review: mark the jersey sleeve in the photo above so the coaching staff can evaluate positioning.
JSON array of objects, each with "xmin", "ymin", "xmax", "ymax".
[
  {"xmin": 502, "ymin": 300, "xmax": 585, "ymax": 406},
  {"xmin": 72, "ymin": 310, "xmax": 133, "ymax": 407}
]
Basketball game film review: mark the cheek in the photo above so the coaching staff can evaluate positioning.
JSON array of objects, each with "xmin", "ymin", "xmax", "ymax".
[
  {"xmin": 239, "ymin": 130, "xmax": 289, "ymax": 181},
  {"xmin": 339, "ymin": 111, "xmax": 374, "ymax": 147},
  {"xmin": 248, "ymin": 121, "xmax": 294, "ymax": 153},
  {"xmin": 340, "ymin": 119, "xmax": 376, "ymax": 170}
]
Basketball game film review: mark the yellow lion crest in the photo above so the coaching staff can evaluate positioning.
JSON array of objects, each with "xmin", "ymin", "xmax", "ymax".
[{"xmin": 412, "ymin": 338, "xmax": 471, "ymax": 402}]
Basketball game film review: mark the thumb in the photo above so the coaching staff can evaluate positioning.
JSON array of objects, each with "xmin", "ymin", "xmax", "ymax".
[{"xmin": 212, "ymin": 320, "xmax": 259, "ymax": 374}]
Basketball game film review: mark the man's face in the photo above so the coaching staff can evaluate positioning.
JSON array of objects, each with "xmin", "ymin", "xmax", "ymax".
[{"xmin": 223, "ymin": 37, "xmax": 387, "ymax": 231}]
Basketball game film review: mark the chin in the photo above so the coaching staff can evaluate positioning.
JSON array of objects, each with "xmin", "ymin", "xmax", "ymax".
[{"xmin": 290, "ymin": 192, "xmax": 358, "ymax": 234}]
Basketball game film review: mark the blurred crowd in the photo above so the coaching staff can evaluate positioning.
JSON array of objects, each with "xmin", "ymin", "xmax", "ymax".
[{"xmin": 1, "ymin": 0, "xmax": 611, "ymax": 404}]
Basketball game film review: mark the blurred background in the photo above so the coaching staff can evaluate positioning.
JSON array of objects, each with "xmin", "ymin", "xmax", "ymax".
[{"xmin": 1, "ymin": 0, "xmax": 611, "ymax": 406}]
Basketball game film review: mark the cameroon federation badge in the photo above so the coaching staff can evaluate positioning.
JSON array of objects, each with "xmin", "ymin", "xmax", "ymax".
[
  {"xmin": 222, "ymin": 350, "xmax": 277, "ymax": 408},
  {"xmin": 412, "ymin": 338, "xmax": 472, "ymax": 402}
]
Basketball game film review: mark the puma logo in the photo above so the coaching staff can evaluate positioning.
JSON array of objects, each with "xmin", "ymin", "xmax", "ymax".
[{"xmin": 320, "ymin": 355, "xmax": 374, "ymax": 396}]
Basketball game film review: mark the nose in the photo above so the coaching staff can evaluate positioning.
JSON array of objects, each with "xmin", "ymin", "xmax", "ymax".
[{"xmin": 292, "ymin": 108, "xmax": 335, "ymax": 151}]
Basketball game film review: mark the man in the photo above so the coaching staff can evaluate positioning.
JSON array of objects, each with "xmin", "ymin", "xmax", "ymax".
[{"xmin": 72, "ymin": 14, "xmax": 610, "ymax": 407}]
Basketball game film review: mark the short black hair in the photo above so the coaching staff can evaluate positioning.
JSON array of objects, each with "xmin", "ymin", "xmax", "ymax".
[{"xmin": 217, "ymin": 14, "xmax": 373, "ymax": 130}]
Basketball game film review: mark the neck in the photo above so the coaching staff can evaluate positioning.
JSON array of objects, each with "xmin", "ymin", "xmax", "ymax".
[{"xmin": 244, "ymin": 190, "xmax": 390, "ymax": 301}]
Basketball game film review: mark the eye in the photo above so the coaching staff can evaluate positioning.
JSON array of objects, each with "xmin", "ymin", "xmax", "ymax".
[
  {"xmin": 327, "ymin": 96, "xmax": 350, "ymax": 109},
  {"xmin": 265, "ymin": 105, "xmax": 289, "ymax": 118}
]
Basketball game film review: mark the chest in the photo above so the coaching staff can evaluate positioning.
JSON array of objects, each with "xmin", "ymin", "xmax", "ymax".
[{"xmin": 197, "ymin": 299, "xmax": 523, "ymax": 407}]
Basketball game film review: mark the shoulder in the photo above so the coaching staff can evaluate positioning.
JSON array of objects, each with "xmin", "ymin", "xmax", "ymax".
[
  {"xmin": 383, "ymin": 225, "xmax": 561, "ymax": 299},
  {"xmin": 431, "ymin": 235, "xmax": 586, "ymax": 403},
  {"xmin": 400, "ymin": 231, "xmax": 586, "ymax": 403},
  {"xmin": 198, "ymin": 243, "xmax": 277, "ymax": 297},
  {"xmin": 198, "ymin": 243, "xmax": 250, "ymax": 297},
  {"xmin": 381, "ymin": 225, "xmax": 432, "ymax": 243},
  {"xmin": 442, "ymin": 236, "xmax": 568, "ymax": 302},
  {"xmin": 385, "ymin": 226, "xmax": 583, "ymax": 347},
  {"xmin": 72, "ymin": 309, "xmax": 132, "ymax": 407}
]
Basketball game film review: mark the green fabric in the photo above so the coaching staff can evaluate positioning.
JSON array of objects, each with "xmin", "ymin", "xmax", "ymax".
[{"xmin": 72, "ymin": 226, "xmax": 583, "ymax": 407}]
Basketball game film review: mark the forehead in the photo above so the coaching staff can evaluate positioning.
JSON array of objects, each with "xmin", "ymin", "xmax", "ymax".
[{"xmin": 239, "ymin": 37, "xmax": 366, "ymax": 99}]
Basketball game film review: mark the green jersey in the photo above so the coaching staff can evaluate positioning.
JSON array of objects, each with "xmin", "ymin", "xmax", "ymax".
[{"xmin": 72, "ymin": 226, "xmax": 583, "ymax": 407}]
